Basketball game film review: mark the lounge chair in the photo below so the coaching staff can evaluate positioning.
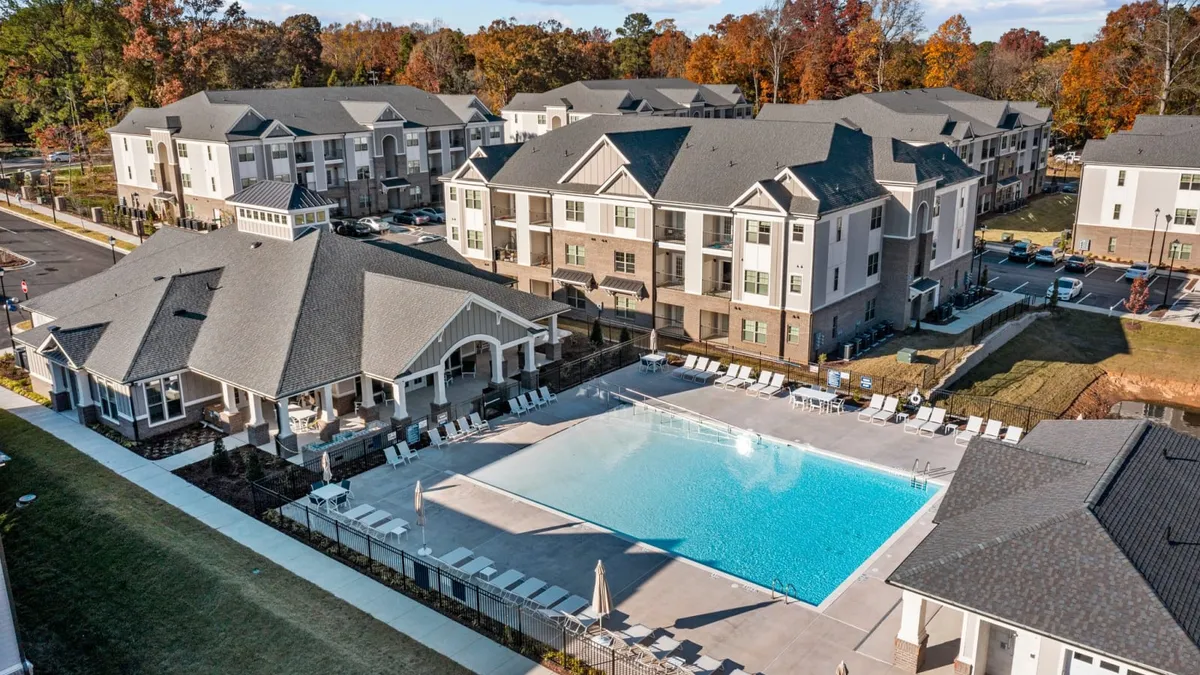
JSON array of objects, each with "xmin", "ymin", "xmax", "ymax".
[
  {"xmin": 871, "ymin": 396, "xmax": 899, "ymax": 425},
  {"xmin": 955, "ymin": 416, "xmax": 984, "ymax": 446},
  {"xmin": 981, "ymin": 419, "xmax": 1003, "ymax": 440},
  {"xmin": 428, "ymin": 427, "xmax": 447, "ymax": 448},
  {"xmin": 398, "ymin": 441, "xmax": 419, "ymax": 462},
  {"xmin": 508, "ymin": 398, "xmax": 527, "ymax": 416},
  {"xmin": 683, "ymin": 357, "xmax": 710, "ymax": 381},
  {"xmin": 528, "ymin": 389, "xmax": 548, "ymax": 408},
  {"xmin": 672, "ymin": 354, "xmax": 698, "ymax": 379},
  {"xmin": 692, "ymin": 360, "xmax": 722, "ymax": 384},
  {"xmin": 530, "ymin": 585, "xmax": 569, "ymax": 608},
  {"xmin": 857, "ymin": 394, "xmax": 885, "ymax": 421},
  {"xmin": 712, "ymin": 365, "xmax": 738, "ymax": 388},
  {"xmin": 757, "ymin": 373, "xmax": 786, "ymax": 398},
  {"xmin": 633, "ymin": 635, "xmax": 681, "ymax": 665},
  {"xmin": 487, "ymin": 569, "xmax": 524, "ymax": 591},
  {"xmin": 454, "ymin": 417, "xmax": 472, "ymax": 436},
  {"xmin": 538, "ymin": 385, "xmax": 558, "ymax": 404},
  {"xmin": 904, "ymin": 406, "xmax": 933, "ymax": 434},
  {"xmin": 746, "ymin": 370, "xmax": 773, "ymax": 396},
  {"xmin": 610, "ymin": 623, "xmax": 653, "ymax": 649},
  {"xmin": 469, "ymin": 412, "xmax": 490, "ymax": 433},
  {"xmin": 373, "ymin": 518, "xmax": 409, "ymax": 541},
  {"xmin": 437, "ymin": 547, "xmax": 473, "ymax": 567},
  {"xmin": 726, "ymin": 365, "xmax": 755, "ymax": 389},
  {"xmin": 383, "ymin": 445, "xmax": 407, "ymax": 468},
  {"xmin": 521, "ymin": 392, "xmax": 541, "ymax": 411},
  {"xmin": 1002, "ymin": 426, "xmax": 1023, "ymax": 444},
  {"xmin": 457, "ymin": 556, "xmax": 494, "ymax": 576},
  {"xmin": 445, "ymin": 422, "xmax": 461, "ymax": 442},
  {"xmin": 921, "ymin": 408, "xmax": 948, "ymax": 437},
  {"xmin": 510, "ymin": 577, "xmax": 546, "ymax": 600},
  {"xmin": 664, "ymin": 654, "xmax": 724, "ymax": 675},
  {"xmin": 552, "ymin": 595, "xmax": 589, "ymax": 616}
]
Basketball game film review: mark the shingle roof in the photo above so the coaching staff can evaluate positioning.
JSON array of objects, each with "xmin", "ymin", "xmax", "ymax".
[
  {"xmin": 889, "ymin": 420, "xmax": 1200, "ymax": 674},
  {"xmin": 501, "ymin": 79, "xmax": 744, "ymax": 115},
  {"xmin": 1083, "ymin": 114, "xmax": 1200, "ymax": 168},
  {"xmin": 109, "ymin": 87, "xmax": 494, "ymax": 142},
  {"xmin": 758, "ymin": 88, "xmax": 1051, "ymax": 143},
  {"xmin": 597, "ymin": 276, "xmax": 646, "ymax": 297},
  {"xmin": 46, "ymin": 324, "xmax": 107, "ymax": 367},
  {"xmin": 228, "ymin": 181, "xmax": 333, "ymax": 210},
  {"xmin": 18, "ymin": 226, "xmax": 567, "ymax": 397},
  {"xmin": 477, "ymin": 116, "xmax": 977, "ymax": 215},
  {"xmin": 360, "ymin": 274, "xmax": 470, "ymax": 380}
]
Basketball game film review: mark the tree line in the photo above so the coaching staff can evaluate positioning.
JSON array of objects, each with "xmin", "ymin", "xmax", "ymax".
[{"xmin": 1, "ymin": 0, "xmax": 1198, "ymax": 153}]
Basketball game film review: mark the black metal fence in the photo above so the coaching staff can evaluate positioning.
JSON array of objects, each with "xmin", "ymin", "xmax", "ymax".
[
  {"xmin": 538, "ymin": 333, "xmax": 652, "ymax": 393},
  {"xmin": 249, "ymin": 483, "xmax": 662, "ymax": 675},
  {"xmin": 927, "ymin": 389, "xmax": 1058, "ymax": 430},
  {"xmin": 969, "ymin": 294, "xmax": 1042, "ymax": 344}
]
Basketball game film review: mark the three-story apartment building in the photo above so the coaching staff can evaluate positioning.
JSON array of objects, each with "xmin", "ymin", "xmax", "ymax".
[
  {"xmin": 501, "ymin": 78, "xmax": 752, "ymax": 141},
  {"xmin": 108, "ymin": 87, "xmax": 506, "ymax": 223},
  {"xmin": 759, "ymin": 88, "xmax": 1052, "ymax": 215},
  {"xmin": 1074, "ymin": 115, "xmax": 1200, "ymax": 268},
  {"xmin": 440, "ymin": 116, "xmax": 979, "ymax": 362}
]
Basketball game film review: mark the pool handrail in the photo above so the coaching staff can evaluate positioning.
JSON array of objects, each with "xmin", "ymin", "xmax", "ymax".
[{"xmin": 611, "ymin": 386, "xmax": 740, "ymax": 439}]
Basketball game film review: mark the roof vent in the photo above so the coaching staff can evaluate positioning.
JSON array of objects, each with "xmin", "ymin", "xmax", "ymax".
[
  {"xmin": 250, "ymin": 242, "xmax": 262, "ymax": 249},
  {"xmin": 153, "ymin": 275, "xmax": 165, "ymax": 282},
  {"xmin": 47, "ymin": 325, "xmax": 59, "ymax": 333}
]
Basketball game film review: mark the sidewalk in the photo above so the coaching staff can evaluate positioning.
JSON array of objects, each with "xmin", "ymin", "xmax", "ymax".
[
  {"xmin": 0, "ymin": 190, "xmax": 140, "ymax": 248},
  {"xmin": 0, "ymin": 387, "xmax": 551, "ymax": 675}
]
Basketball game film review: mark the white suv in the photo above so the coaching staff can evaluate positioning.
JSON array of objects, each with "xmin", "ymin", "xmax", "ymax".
[{"xmin": 46, "ymin": 151, "xmax": 71, "ymax": 163}]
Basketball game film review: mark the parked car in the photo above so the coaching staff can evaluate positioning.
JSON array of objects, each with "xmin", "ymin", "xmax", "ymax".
[
  {"xmin": 356, "ymin": 216, "xmax": 390, "ymax": 233},
  {"xmin": 411, "ymin": 207, "xmax": 444, "ymax": 224},
  {"xmin": 1034, "ymin": 246, "xmax": 1065, "ymax": 265},
  {"xmin": 335, "ymin": 220, "xmax": 373, "ymax": 238},
  {"xmin": 46, "ymin": 151, "xmax": 71, "ymax": 162},
  {"xmin": 1060, "ymin": 181, "xmax": 1079, "ymax": 194},
  {"xmin": 1008, "ymin": 240, "xmax": 1036, "ymax": 262},
  {"xmin": 391, "ymin": 211, "xmax": 427, "ymax": 226},
  {"xmin": 1054, "ymin": 151, "xmax": 1080, "ymax": 164},
  {"xmin": 417, "ymin": 234, "xmax": 445, "ymax": 243},
  {"xmin": 1064, "ymin": 254, "xmax": 1096, "ymax": 273},
  {"xmin": 1124, "ymin": 261, "xmax": 1157, "ymax": 281},
  {"xmin": 1047, "ymin": 277, "xmax": 1084, "ymax": 301}
]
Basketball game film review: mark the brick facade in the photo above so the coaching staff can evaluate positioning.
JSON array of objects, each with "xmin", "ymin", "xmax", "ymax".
[
  {"xmin": 953, "ymin": 659, "xmax": 974, "ymax": 675},
  {"xmin": 1074, "ymin": 223, "xmax": 1199, "ymax": 272},
  {"xmin": 892, "ymin": 636, "xmax": 927, "ymax": 674},
  {"xmin": 551, "ymin": 231, "xmax": 656, "ymax": 330}
]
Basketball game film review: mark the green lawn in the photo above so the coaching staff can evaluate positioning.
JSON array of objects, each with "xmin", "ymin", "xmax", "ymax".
[
  {"xmin": 0, "ymin": 409, "xmax": 470, "ymax": 675},
  {"xmin": 979, "ymin": 193, "xmax": 1077, "ymax": 247},
  {"xmin": 951, "ymin": 309, "xmax": 1200, "ymax": 415}
]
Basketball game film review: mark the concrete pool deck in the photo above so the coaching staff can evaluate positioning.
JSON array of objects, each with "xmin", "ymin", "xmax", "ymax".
[{"xmin": 337, "ymin": 364, "xmax": 969, "ymax": 674}]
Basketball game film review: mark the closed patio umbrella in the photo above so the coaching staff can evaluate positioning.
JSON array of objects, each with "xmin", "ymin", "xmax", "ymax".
[
  {"xmin": 415, "ymin": 480, "xmax": 431, "ymax": 556},
  {"xmin": 649, "ymin": 328, "xmax": 658, "ymax": 353},
  {"xmin": 321, "ymin": 451, "xmax": 332, "ymax": 484},
  {"xmin": 835, "ymin": 661, "xmax": 849, "ymax": 675},
  {"xmin": 592, "ymin": 560, "xmax": 612, "ymax": 629}
]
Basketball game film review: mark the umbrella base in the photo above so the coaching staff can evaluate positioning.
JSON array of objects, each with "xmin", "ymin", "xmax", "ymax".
[{"xmin": 418, "ymin": 547, "xmax": 432, "ymax": 556}]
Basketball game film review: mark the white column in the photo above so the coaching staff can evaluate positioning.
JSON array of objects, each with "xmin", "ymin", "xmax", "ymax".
[
  {"xmin": 321, "ymin": 384, "xmax": 335, "ymax": 422},
  {"xmin": 897, "ymin": 591, "xmax": 928, "ymax": 645},
  {"xmin": 549, "ymin": 315, "xmax": 559, "ymax": 345},
  {"xmin": 957, "ymin": 611, "xmax": 989, "ymax": 671},
  {"xmin": 247, "ymin": 393, "xmax": 262, "ymax": 425},
  {"xmin": 221, "ymin": 382, "xmax": 236, "ymax": 410},
  {"xmin": 490, "ymin": 344, "xmax": 505, "ymax": 385},
  {"xmin": 391, "ymin": 379, "xmax": 408, "ymax": 420},
  {"xmin": 522, "ymin": 337, "xmax": 536, "ymax": 371},
  {"xmin": 75, "ymin": 371, "xmax": 93, "ymax": 406},
  {"xmin": 275, "ymin": 399, "xmax": 293, "ymax": 438},
  {"xmin": 434, "ymin": 366, "xmax": 448, "ymax": 405}
]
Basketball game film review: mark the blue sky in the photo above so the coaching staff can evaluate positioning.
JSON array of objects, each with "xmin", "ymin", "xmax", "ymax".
[{"xmin": 242, "ymin": 0, "xmax": 1117, "ymax": 44}]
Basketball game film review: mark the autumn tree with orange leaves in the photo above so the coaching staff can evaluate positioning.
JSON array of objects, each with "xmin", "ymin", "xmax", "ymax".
[
  {"xmin": 923, "ymin": 14, "xmax": 975, "ymax": 88},
  {"xmin": 649, "ymin": 20, "xmax": 692, "ymax": 78}
]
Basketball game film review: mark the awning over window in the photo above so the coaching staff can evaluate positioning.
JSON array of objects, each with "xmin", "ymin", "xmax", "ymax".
[
  {"xmin": 598, "ymin": 276, "xmax": 646, "ymax": 298},
  {"xmin": 552, "ymin": 268, "xmax": 595, "ymax": 288},
  {"xmin": 997, "ymin": 176, "xmax": 1020, "ymax": 187},
  {"xmin": 150, "ymin": 191, "xmax": 176, "ymax": 202},
  {"xmin": 909, "ymin": 277, "xmax": 939, "ymax": 299},
  {"xmin": 380, "ymin": 177, "xmax": 410, "ymax": 191}
]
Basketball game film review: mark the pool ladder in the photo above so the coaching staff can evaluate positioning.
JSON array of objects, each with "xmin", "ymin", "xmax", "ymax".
[
  {"xmin": 771, "ymin": 579, "xmax": 798, "ymax": 605},
  {"xmin": 910, "ymin": 460, "xmax": 930, "ymax": 490}
]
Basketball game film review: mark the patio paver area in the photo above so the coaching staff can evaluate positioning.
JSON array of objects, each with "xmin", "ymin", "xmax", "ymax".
[{"xmin": 326, "ymin": 363, "xmax": 968, "ymax": 674}]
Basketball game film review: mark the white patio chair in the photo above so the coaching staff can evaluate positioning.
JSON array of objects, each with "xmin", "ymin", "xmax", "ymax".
[
  {"xmin": 507, "ymin": 398, "xmax": 527, "ymax": 416},
  {"xmin": 981, "ymin": 419, "xmax": 1003, "ymax": 440},
  {"xmin": 444, "ymin": 422, "xmax": 461, "ymax": 442},
  {"xmin": 538, "ymin": 386, "xmax": 558, "ymax": 404},
  {"xmin": 428, "ymin": 427, "xmax": 447, "ymax": 448},
  {"xmin": 956, "ymin": 416, "xmax": 984, "ymax": 445},
  {"xmin": 398, "ymin": 441, "xmax": 419, "ymax": 462},
  {"xmin": 921, "ymin": 408, "xmax": 948, "ymax": 437},
  {"xmin": 521, "ymin": 392, "xmax": 542, "ymax": 410},
  {"xmin": 684, "ymin": 357, "xmax": 711, "ymax": 382},
  {"xmin": 469, "ymin": 412, "xmax": 490, "ymax": 433},
  {"xmin": 455, "ymin": 418, "xmax": 473, "ymax": 437},
  {"xmin": 1002, "ymin": 425, "xmax": 1023, "ymax": 444},
  {"xmin": 757, "ymin": 373, "xmax": 786, "ymax": 398},
  {"xmin": 727, "ymin": 365, "xmax": 755, "ymax": 389},
  {"xmin": 383, "ymin": 445, "xmax": 406, "ymax": 468},
  {"xmin": 692, "ymin": 360, "xmax": 721, "ymax": 384},
  {"xmin": 828, "ymin": 397, "xmax": 845, "ymax": 414},
  {"xmin": 871, "ymin": 396, "xmax": 899, "ymax": 425},
  {"xmin": 904, "ymin": 407, "xmax": 932, "ymax": 434},
  {"xmin": 528, "ymin": 389, "xmax": 548, "ymax": 408},
  {"xmin": 672, "ymin": 354, "xmax": 698, "ymax": 379},
  {"xmin": 746, "ymin": 370, "xmax": 773, "ymax": 396},
  {"xmin": 857, "ymin": 394, "xmax": 885, "ymax": 421},
  {"xmin": 713, "ymin": 365, "xmax": 739, "ymax": 388}
]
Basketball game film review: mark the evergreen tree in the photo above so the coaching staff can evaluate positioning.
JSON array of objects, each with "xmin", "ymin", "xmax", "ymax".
[
  {"xmin": 590, "ymin": 318, "xmax": 604, "ymax": 347},
  {"xmin": 327, "ymin": 69, "xmax": 341, "ymax": 87},
  {"xmin": 619, "ymin": 326, "xmax": 631, "ymax": 343},
  {"xmin": 210, "ymin": 436, "xmax": 231, "ymax": 474},
  {"xmin": 351, "ymin": 62, "xmax": 367, "ymax": 85},
  {"xmin": 290, "ymin": 64, "xmax": 303, "ymax": 88},
  {"xmin": 244, "ymin": 448, "xmax": 264, "ymax": 482}
]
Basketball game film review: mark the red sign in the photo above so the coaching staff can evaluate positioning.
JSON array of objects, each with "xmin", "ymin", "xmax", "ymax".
[{"xmin": 19, "ymin": 281, "xmax": 26, "ymax": 294}]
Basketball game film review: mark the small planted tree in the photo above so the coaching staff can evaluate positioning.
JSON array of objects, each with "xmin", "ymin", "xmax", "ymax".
[
  {"xmin": 590, "ymin": 318, "xmax": 604, "ymax": 347},
  {"xmin": 210, "ymin": 436, "xmax": 231, "ymax": 474},
  {"xmin": 326, "ymin": 69, "xmax": 341, "ymax": 87},
  {"xmin": 1125, "ymin": 276, "xmax": 1150, "ymax": 315},
  {"xmin": 244, "ymin": 447, "xmax": 264, "ymax": 482},
  {"xmin": 979, "ymin": 265, "xmax": 990, "ymax": 289},
  {"xmin": 1047, "ymin": 278, "xmax": 1060, "ymax": 311},
  {"xmin": 290, "ymin": 64, "xmax": 304, "ymax": 88}
]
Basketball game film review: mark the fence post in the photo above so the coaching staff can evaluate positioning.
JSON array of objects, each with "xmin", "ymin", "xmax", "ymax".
[
  {"xmin": 334, "ymin": 519, "xmax": 342, "ymax": 555},
  {"xmin": 476, "ymin": 585, "xmax": 482, "ymax": 625},
  {"xmin": 517, "ymin": 608, "xmax": 524, "ymax": 652},
  {"xmin": 305, "ymin": 505, "xmax": 312, "ymax": 532},
  {"xmin": 366, "ymin": 534, "xmax": 373, "ymax": 563},
  {"xmin": 435, "ymin": 567, "xmax": 443, "ymax": 609}
]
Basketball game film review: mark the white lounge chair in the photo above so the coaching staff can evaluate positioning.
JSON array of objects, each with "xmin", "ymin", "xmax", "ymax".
[
  {"xmin": 757, "ymin": 373, "xmax": 786, "ymax": 398},
  {"xmin": 692, "ymin": 360, "xmax": 721, "ymax": 384},
  {"xmin": 1002, "ymin": 425, "xmax": 1023, "ymax": 444},
  {"xmin": 955, "ymin": 416, "xmax": 984, "ymax": 445},
  {"xmin": 398, "ymin": 441, "xmax": 419, "ymax": 462},
  {"xmin": 672, "ymin": 354, "xmax": 698, "ymax": 379},
  {"xmin": 746, "ymin": 371, "xmax": 773, "ymax": 396},
  {"xmin": 383, "ymin": 445, "xmax": 407, "ymax": 468},
  {"xmin": 437, "ymin": 547, "xmax": 473, "ymax": 567},
  {"xmin": 921, "ymin": 408, "xmax": 947, "ymax": 437},
  {"xmin": 445, "ymin": 422, "xmax": 461, "ymax": 442},
  {"xmin": 857, "ymin": 394, "xmax": 885, "ymax": 421},
  {"xmin": 428, "ymin": 427, "xmax": 447, "ymax": 448},
  {"xmin": 633, "ymin": 635, "xmax": 681, "ymax": 666},
  {"xmin": 725, "ymin": 365, "xmax": 754, "ymax": 389},
  {"xmin": 904, "ymin": 406, "xmax": 933, "ymax": 434},
  {"xmin": 526, "ymin": 390, "xmax": 547, "ymax": 409},
  {"xmin": 455, "ymin": 417, "xmax": 474, "ymax": 436},
  {"xmin": 508, "ymin": 398, "xmax": 527, "ymax": 416},
  {"xmin": 665, "ymin": 654, "xmax": 723, "ymax": 675},
  {"xmin": 486, "ymin": 569, "xmax": 524, "ymax": 591},
  {"xmin": 373, "ymin": 518, "xmax": 409, "ymax": 541},
  {"xmin": 538, "ymin": 386, "xmax": 558, "ymax": 404},
  {"xmin": 530, "ymin": 585, "xmax": 569, "ymax": 608},
  {"xmin": 871, "ymin": 396, "xmax": 899, "ymax": 425},
  {"xmin": 683, "ymin": 357, "xmax": 710, "ymax": 381},
  {"xmin": 552, "ymin": 595, "xmax": 589, "ymax": 616},
  {"xmin": 469, "ymin": 412, "xmax": 490, "ymax": 433},
  {"xmin": 712, "ymin": 365, "xmax": 739, "ymax": 388},
  {"xmin": 982, "ymin": 419, "xmax": 1003, "ymax": 440},
  {"xmin": 521, "ymin": 392, "xmax": 541, "ymax": 411}
]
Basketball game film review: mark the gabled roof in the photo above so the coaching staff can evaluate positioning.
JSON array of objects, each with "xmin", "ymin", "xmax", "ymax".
[
  {"xmin": 18, "ymin": 227, "xmax": 567, "ymax": 397},
  {"xmin": 502, "ymin": 79, "xmax": 745, "ymax": 115},
  {"xmin": 758, "ymin": 88, "xmax": 1052, "ymax": 143},
  {"xmin": 43, "ymin": 324, "xmax": 107, "ymax": 368},
  {"xmin": 228, "ymin": 181, "xmax": 334, "ymax": 211},
  {"xmin": 1083, "ymin": 114, "xmax": 1200, "ymax": 168},
  {"xmin": 436, "ymin": 94, "xmax": 504, "ymax": 124},
  {"xmin": 889, "ymin": 420, "xmax": 1200, "ymax": 675},
  {"xmin": 360, "ymin": 275, "xmax": 471, "ymax": 380}
]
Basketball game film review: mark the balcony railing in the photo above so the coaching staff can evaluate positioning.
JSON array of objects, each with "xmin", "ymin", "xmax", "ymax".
[
  {"xmin": 492, "ymin": 207, "xmax": 516, "ymax": 222},
  {"xmin": 530, "ymin": 210, "xmax": 551, "ymax": 225},
  {"xmin": 324, "ymin": 148, "xmax": 345, "ymax": 161},
  {"xmin": 448, "ymin": 134, "xmax": 465, "ymax": 148},
  {"xmin": 703, "ymin": 279, "xmax": 732, "ymax": 298},
  {"xmin": 700, "ymin": 323, "xmax": 729, "ymax": 341},
  {"xmin": 494, "ymin": 246, "xmax": 518, "ymax": 263},
  {"xmin": 327, "ymin": 177, "xmax": 345, "ymax": 188},
  {"xmin": 428, "ymin": 136, "xmax": 442, "ymax": 151},
  {"xmin": 654, "ymin": 225, "xmax": 685, "ymax": 243},
  {"xmin": 703, "ymin": 230, "xmax": 733, "ymax": 250},
  {"xmin": 295, "ymin": 151, "xmax": 314, "ymax": 163},
  {"xmin": 656, "ymin": 272, "xmax": 685, "ymax": 289},
  {"xmin": 654, "ymin": 315, "xmax": 686, "ymax": 336}
]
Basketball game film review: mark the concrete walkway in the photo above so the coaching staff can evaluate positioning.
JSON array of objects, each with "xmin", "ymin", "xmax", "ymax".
[
  {"xmin": 152, "ymin": 439, "xmax": 228, "ymax": 472},
  {"xmin": 0, "ymin": 190, "xmax": 140, "ymax": 247},
  {"xmin": 922, "ymin": 290, "xmax": 1025, "ymax": 334},
  {"xmin": 0, "ymin": 388, "xmax": 551, "ymax": 675}
]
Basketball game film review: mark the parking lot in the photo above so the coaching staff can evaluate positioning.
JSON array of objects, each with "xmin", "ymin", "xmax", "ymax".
[{"xmin": 975, "ymin": 247, "xmax": 1193, "ymax": 313}]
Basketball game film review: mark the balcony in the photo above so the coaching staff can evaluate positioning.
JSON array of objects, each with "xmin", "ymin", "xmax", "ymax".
[
  {"xmin": 295, "ymin": 149, "xmax": 314, "ymax": 163},
  {"xmin": 700, "ymin": 323, "xmax": 729, "ymax": 341},
  {"xmin": 324, "ymin": 147, "xmax": 345, "ymax": 162},
  {"xmin": 656, "ymin": 272, "xmax": 685, "ymax": 289},
  {"xmin": 494, "ymin": 247, "xmax": 550, "ymax": 267},
  {"xmin": 448, "ymin": 133, "xmax": 465, "ymax": 149},
  {"xmin": 654, "ymin": 314, "xmax": 686, "ymax": 337},
  {"xmin": 703, "ymin": 279, "xmax": 732, "ymax": 298},
  {"xmin": 530, "ymin": 210, "xmax": 551, "ymax": 225},
  {"xmin": 492, "ymin": 207, "xmax": 516, "ymax": 223},
  {"xmin": 428, "ymin": 135, "xmax": 442, "ymax": 151},
  {"xmin": 703, "ymin": 230, "xmax": 734, "ymax": 251},
  {"xmin": 655, "ymin": 225, "xmax": 685, "ymax": 244}
]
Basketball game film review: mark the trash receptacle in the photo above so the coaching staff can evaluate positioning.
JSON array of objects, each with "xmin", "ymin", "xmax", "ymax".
[
  {"xmin": 897, "ymin": 347, "xmax": 917, "ymax": 364},
  {"xmin": 842, "ymin": 343, "xmax": 855, "ymax": 361}
]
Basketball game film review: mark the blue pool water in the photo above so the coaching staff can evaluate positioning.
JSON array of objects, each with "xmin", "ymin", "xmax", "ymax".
[{"xmin": 470, "ymin": 406, "xmax": 938, "ymax": 605}]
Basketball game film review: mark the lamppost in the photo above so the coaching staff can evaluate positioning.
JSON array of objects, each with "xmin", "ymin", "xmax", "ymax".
[
  {"xmin": 1157, "ymin": 214, "xmax": 1173, "ymax": 267},
  {"xmin": 1162, "ymin": 239, "xmax": 1180, "ymax": 308},
  {"xmin": 131, "ymin": 192, "xmax": 144, "ymax": 242},
  {"xmin": 0, "ymin": 270, "xmax": 14, "ymax": 352},
  {"xmin": 107, "ymin": 236, "xmax": 117, "ymax": 265},
  {"xmin": 0, "ymin": 155, "xmax": 8, "ymax": 207},
  {"xmin": 1148, "ymin": 208, "xmax": 1160, "ymax": 264}
]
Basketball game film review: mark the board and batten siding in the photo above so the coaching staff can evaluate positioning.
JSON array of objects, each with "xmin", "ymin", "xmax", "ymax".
[
  {"xmin": 406, "ymin": 306, "xmax": 530, "ymax": 373},
  {"xmin": 570, "ymin": 143, "xmax": 625, "ymax": 185}
]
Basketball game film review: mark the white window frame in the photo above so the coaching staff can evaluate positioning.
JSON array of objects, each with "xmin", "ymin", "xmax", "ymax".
[
  {"xmin": 565, "ymin": 200, "xmax": 584, "ymax": 222},
  {"xmin": 143, "ymin": 374, "xmax": 184, "ymax": 427}
]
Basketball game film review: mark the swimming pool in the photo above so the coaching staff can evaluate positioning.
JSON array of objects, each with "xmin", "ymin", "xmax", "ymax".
[{"xmin": 469, "ymin": 404, "xmax": 938, "ymax": 606}]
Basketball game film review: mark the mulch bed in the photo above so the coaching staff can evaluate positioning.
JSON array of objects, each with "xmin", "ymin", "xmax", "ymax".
[
  {"xmin": 174, "ymin": 445, "xmax": 293, "ymax": 514},
  {"xmin": 0, "ymin": 248, "xmax": 30, "ymax": 269},
  {"xmin": 130, "ymin": 423, "xmax": 226, "ymax": 460}
]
